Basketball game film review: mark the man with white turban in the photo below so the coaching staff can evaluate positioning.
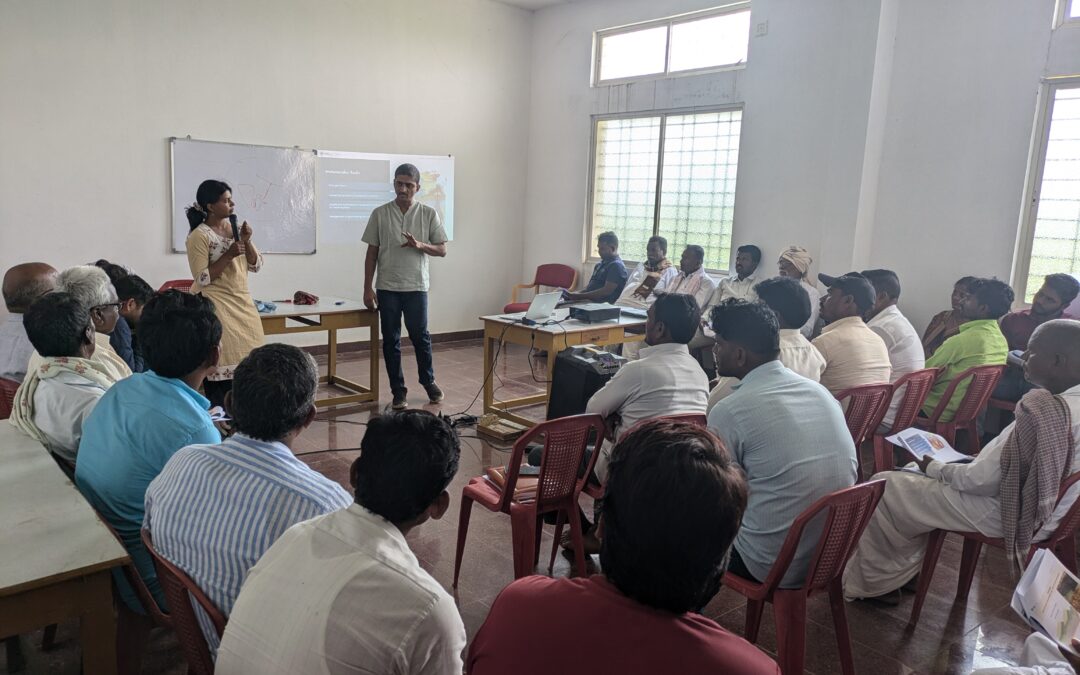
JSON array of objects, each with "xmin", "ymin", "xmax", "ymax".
[{"xmin": 777, "ymin": 246, "xmax": 821, "ymax": 338}]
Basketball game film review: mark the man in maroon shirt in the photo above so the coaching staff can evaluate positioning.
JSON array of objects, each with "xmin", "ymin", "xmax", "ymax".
[{"xmin": 467, "ymin": 419, "xmax": 780, "ymax": 675}]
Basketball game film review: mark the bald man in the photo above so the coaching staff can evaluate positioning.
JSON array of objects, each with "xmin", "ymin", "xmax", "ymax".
[
  {"xmin": 2, "ymin": 263, "xmax": 58, "ymax": 381},
  {"xmin": 844, "ymin": 320, "xmax": 1080, "ymax": 604}
]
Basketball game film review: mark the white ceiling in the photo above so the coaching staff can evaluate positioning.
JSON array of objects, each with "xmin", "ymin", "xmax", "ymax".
[{"xmin": 493, "ymin": 0, "xmax": 573, "ymax": 11}]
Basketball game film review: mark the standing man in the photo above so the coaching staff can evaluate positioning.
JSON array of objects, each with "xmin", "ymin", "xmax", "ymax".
[{"xmin": 362, "ymin": 164, "xmax": 448, "ymax": 410}]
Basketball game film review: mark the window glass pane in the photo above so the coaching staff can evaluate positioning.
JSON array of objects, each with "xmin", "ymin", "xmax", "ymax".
[
  {"xmin": 590, "ymin": 117, "xmax": 661, "ymax": 258},
  {"xmin": 657, "ymin": 110, "xmax": 742, "ymax": 271},
  {"xmin": 599, "ymin": 26, "xmax": 667, "ymax": 81},
  {"xmin": 669, "ymin": 10, "xmax": 751, "ymax": 72},
  {"xmin": 1070, "ymin": 0, "xmax": 1080, "ymax": 18},
  {"xmin": 1028, "ymin": 87, "xmax": 1080, "ymax": 302}
]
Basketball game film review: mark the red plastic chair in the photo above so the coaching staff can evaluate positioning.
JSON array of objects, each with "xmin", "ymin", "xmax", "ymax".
[
  {"xmin": 158, "ymin": 279, "xmax": 194, "ymax": 293},
  {"xmin": 142, "ymin": 529, "xmax": 225, "ymax": 675},
  {"xmin": 916, "ymin": 364, "xmax": 1005, "ymax": 453},
  {"xmin": 503, "ymin": 264, "xmax": 577, "ymax": 313},
  {"xmin": 0, "ymin": 377, "xmax": 18, "ymax": 419},
  {"xmin": 871, "ymin": 368, "xmax": 942, "ymax": 474},
  {"xmin": 723, "ymin": 480, "xmax": 886, "ymax": 675},
  {"xmin": 909, "ymin": 472, "xmax": 1080, "ymax": 627},
  {"xmin": 582, "ymin": 412, "xmax": 707, "ymax": 501},
  {"xmin": 453, "ymin": 414, "xmax": 605, "ymax": 586},
  {"xmin": 833, "ymin": 383, "xmax": 893, "ymax": 481},
  {"xmin": 988, "ymin": 397, "xmax": 1017, "ymax": 413}
]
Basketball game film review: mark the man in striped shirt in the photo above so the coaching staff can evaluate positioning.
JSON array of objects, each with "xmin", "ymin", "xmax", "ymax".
[{"xmin": 144, "ymin": 343, "xmax": 352, "ymax": 655}]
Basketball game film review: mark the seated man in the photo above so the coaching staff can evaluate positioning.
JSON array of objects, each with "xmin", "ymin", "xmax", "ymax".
[
  {"xmin": 708, "ymin": 300, "xmax": 857, "ymax": 586},
  {"xmin": 144, "ymin": 343, "xmax": 353, "ymax": 655},
  {"xmin": 467, "ymin": 420, "xmax": 779, "ymax": 675},
  {"xmin": 688, "ymin": 244, "xmax": 762, "ymax": 371},
  {"xmin": 216, "ymin": 411, "xmax": 465, "ymax": 675},
  {"xmin": 9, "ymin": 293, "xmax": 116, "ymax": 464},
  {"xmin": 995, "ymin": 273, "xmax": 1080, "ymax": 403},
  {"xmin": 0, "ymin": 262, "xmax": 57, "ymax": 382},
  {"xmin": 705, "ymin": 277, "xmax": 826, "ymax": 411},
  {"xmin": 615, "ymin": 235, "xmax": 678, "ymax": 309},
  {"xmin": 922, "ymin": 278, "xmax": 1011, "ymax": 421},
  {"xmin": 29, "ymin": 265, "xmax": 131, "ymax": 382},
  {"xmin": 923, "ymin": 276, "xmax": 977, "ymax": 357},
  {"xmin": 844, "ymin": 320, "xmax": 1080, "ymax": 603},
  {"xmin": 76, "ymin": 290, "xmax": 223, "ymax": 612},
  {"xmin": 587, "ymin": 292, "xmax": 709, "ymax": 484},
  {"xmin": 777, "ymin": 246, "xmax": 820, "ymax": 338},
  {"xmin": 862, "ymin": 269, "xmax": 925, "ymax": 429},
  {"xmin": 112, "ymin": 273, "xmax": 155, "ymax": 373},
  {"xmin": 627, "ymin": 245, "xmax": 715, "ymax": 360},
  {"xmin": 564, "ymin": 230, "xmax": 628, "ymax": 305},
  {"xmin": 812, "ymin": 272, "xmax": 892, "ymax": 394}
]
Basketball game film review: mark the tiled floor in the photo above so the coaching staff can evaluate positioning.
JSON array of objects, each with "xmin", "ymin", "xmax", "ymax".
[{"xmin": 1, "ymin": 339, "xmax": 1038, "ymax": 674}]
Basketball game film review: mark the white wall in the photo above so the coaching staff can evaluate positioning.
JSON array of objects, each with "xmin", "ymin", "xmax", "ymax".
[{"xmin": 0, "ymin": 0, "xmax": 532, "ymax": 344}]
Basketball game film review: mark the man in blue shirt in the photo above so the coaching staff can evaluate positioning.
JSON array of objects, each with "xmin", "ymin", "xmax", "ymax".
[
  {"xmin": 707, "ymin": 300, "xmax": 857, "ymax": 587},
  {"xmin": 76, "ymin": 290, "xmax": 223, "ymax": 612},
  {"xmin": 564, "ymin": 231, "xmax": 629, "ymax": 305}
]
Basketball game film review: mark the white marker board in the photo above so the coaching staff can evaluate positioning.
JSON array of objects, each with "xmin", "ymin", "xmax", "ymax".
[
  {"xmin": 171, "ymin": 139, "xmax": 317, "ymax": 254},
  {"xmin": 317, "ymin": 150, "xmax": 455, "ymax": 240}
]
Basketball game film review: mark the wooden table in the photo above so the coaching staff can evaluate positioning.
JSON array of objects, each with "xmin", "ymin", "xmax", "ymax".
[
  {"xmin": 260, "ymin": 297, "xmax": 380, "ymax": 408},
  {"xmin": 0, "ymin": 425, "xmax": 129, "ymax": 674},
  {"xmin": 479, "ymin": 308, "xmax": 646, "ymax": 427}
]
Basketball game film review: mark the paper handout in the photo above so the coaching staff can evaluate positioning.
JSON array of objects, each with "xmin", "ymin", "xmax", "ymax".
[
  {"xmin": 1011, "ymin": 549, "xmax": 1080, "ymax": 655},
  {"xmin": 885, "ymin": 428, "xmax": 972, "ymax": 465}
]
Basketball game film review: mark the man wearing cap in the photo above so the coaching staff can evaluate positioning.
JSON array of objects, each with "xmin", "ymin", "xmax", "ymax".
[
  {"xmin": 812, "ymin": 272, "xmax": 891, "ymax": 394},
  {"xmin": 863, "ymin": 269, "xmax": 925, "ymax": 430},
  {"xmin": 777, "ymin": 246, "xmax": 820, "ymax": 338}
]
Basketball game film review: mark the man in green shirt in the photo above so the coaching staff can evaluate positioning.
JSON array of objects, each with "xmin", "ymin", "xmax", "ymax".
[{"xmin": 922, "ymin": 278, "xmax": 1012, "ymax": 421}]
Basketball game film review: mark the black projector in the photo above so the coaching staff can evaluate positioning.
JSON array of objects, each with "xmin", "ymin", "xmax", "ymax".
[{"xmin": 568, "ymin": 303, "xmax": 621, "ymax": 323}]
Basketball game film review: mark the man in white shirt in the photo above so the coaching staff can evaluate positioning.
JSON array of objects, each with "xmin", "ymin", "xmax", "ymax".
[
  {"xmin": 625, "ymin": 245, "xmax": 715, "ymax": 360},
  {"xmin": 862, "ymin": 269, "xmax": 925, "ymax": 430},
  {"xmin": 812, "ymin": 272, "xmax": 891, "ymax": 394},
  {"xmin": 706, "ymin": 277, "xmax": 826, "ymax": 412},
  {"xmin": 689, "ymin": 244, "xmax": 762, "ymax": 374},
  {"xmin": 588, "ymin": 292, "xmax": 710, "ymax": 483},
  {"xmin": 844, "ymin": 320, "xmax": 1080, "ymax": 604},
  {"xmin": 216, "ymin": 410, "xmax": 466, "ymax": 675},
  {"xmin": 0, "ymin": 262, "xmax": 57, "ymax": 382},
  {"xmin": 615, "ymin": 236, "xmax": 679, "ymax": 309}
]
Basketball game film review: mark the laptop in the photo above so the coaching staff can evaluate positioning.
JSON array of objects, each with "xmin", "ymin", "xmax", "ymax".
[{"xmin": 523, "ymin": 291, "xmax": 561, "ymax": 322}]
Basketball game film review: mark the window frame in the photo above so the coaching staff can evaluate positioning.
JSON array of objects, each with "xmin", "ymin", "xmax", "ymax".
[
  {"xmin": 583, "ymin": 104, "xmax": 744, "ymax": 274},
  {"xmin": 1012, "ymin": 76, "xmax": 1080, "ymax": 306},
  {"xmin": 592, "ymin": 2, "xmax": 752, "ymax": 87},
  {"xmin": 1056, "ymin": 0, "xmax": 1080, "ymax": 28}
]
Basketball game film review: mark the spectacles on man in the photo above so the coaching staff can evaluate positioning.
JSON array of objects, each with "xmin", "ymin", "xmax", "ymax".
[{"xmin": 93, "ymin": 302, "xmax": 122, "ymax": 312}]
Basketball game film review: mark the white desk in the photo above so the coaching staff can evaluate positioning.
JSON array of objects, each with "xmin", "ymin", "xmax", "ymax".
[
  {"xmin": 0, "ymin": 424, "xmax": 128, "ymax": 674},
  {"xmin": 478, "ymin": 308, "xmax": 646, "ymax": 426},
  {"xmin": 260, "ymin": 297, "xmax": 380, "ymax": 408}
]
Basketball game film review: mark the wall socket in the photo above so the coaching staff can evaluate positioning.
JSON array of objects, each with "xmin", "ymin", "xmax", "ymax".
[{"xmin": 755, "ymin": 20, "xmax": 769, "ymax": 37}]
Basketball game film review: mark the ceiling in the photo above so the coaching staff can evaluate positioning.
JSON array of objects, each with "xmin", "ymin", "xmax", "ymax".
[{"xmin": 493, "ymin": 0, "xmax": 574, "ymax": 11}]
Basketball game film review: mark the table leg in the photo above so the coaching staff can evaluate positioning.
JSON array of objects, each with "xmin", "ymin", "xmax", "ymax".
[
  {"xmin": 483, "ymin": 331, "xmax": 494, "ymax": 413},
  {"xmin": 79, "ymin": 571, "xmax": 118, "ymax": 675},
  {"xmin": 370, "ymin": 319, "xmax": 380, "ymax": 401},
  {"xmin": 327, "ymin": 328, "xmax": 338, "ymax": 384}
]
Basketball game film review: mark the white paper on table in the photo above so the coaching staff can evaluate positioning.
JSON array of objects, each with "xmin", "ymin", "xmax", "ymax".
[
  {"xmin": 1011, "ymin": 549, "xmax": 1080, "ymax": 655},
  {"xmin": 885, "ymin": 428, "xmax": 972, "ymax": 464}
]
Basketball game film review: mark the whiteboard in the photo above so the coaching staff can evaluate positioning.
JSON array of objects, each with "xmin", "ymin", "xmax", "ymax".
[
  {"xmin": 316, "ymin": 150, "xmax": 455, "ymax": 240},
  {"xmin": 171, "ymin": 139, "xmax": 317, "ymax": 254}
]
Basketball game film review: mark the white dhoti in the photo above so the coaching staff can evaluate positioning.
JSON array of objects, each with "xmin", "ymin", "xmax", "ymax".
[
  {"xmin": 970, "ymin": 633, "xmax": 1075, "ymax": 675},
  {"xmin": 842, "ymin": 470, "xmax": 1001, "ymax": 600}
]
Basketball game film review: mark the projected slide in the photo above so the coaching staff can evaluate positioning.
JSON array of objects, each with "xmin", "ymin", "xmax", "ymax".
[{"xmin": 318, "ymin": 151, "xmax": 455, "ymax": 240}]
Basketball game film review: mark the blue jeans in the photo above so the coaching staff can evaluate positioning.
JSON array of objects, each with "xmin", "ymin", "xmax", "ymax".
[{"xmin": 377, "ymin": 290, "xmax": 434, "ymax": 394}]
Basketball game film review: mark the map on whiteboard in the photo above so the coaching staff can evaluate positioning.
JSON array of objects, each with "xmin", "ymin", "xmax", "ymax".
[{"xmin": 317, "ymin": 150, "xmax": 455, "ymax": 240}]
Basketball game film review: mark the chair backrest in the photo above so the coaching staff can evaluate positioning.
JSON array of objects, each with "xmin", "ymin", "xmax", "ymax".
[
  {"xmin": 141, "ymin": 529, "xmax": 225, "ymax": 675},
  {"xmin": 886, "ymin": 368, "xmax": 941, "ymax": 434},
  {"xmin": 758, "ymin": 480, "xmax": 886, "ymax": 595},
  {"xmin": 1040, "ymin": 472, "xmax": 1080, "ymax": 549},
  {"xmin": 0, "ymin": 378, "xmax": 18, "ymax": 420},
  {"xmin": 158, "ymin": 279, "xmax": 194, "ymax": 293},
  {"xmin": 500, "ymin": 414, "xmax": 605, "ymax": 511},
  {"xmin": 534, "ymin": 264, "xmax": 577, "ymax": 290},
  {"xmin": 834, "ymin": 383, "xmax": 893, "ymax": 447},
  {"xmin": 927, "ymin": 364, "xmax": 1005, "ymax": 424}
]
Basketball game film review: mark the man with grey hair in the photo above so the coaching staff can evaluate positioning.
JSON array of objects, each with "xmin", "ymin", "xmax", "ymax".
[
  {"xmin": 27, "ymin": 265, "xmax": 131, "ymax": 381},
  {"xmin": 1, "ymin": 262, "xmax": 57, "ymax": 381},
  {"xmin": 144, "ymin": 343, "xmax": 352, "ymax": 655}
]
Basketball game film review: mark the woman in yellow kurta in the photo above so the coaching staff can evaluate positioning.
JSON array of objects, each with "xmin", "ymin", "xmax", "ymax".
[{"xmin": 184, "ymin": 179, "xmax": 265, "ymax": 406}]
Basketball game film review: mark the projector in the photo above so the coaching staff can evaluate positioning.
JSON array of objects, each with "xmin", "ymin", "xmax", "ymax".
[{"xmin": 568, "ymin": 303, "xmax": 622, "ymax": 323}]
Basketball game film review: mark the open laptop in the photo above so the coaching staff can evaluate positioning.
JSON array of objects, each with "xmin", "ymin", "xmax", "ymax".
[{"xmin": 501, "ymin": 291, "xmax": 561, "ymax": 323}]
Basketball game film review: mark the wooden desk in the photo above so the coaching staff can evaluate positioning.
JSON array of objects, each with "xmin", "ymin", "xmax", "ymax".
[
  {"xmin": 260, "ymin": 297, "xmax": 380, "ymax": 408},
  {"xmin": 479, "ymin": 308, "xmax": 646, "ymax": 427},
  {"xmin": 0, "ymin": 425, "xmax": 129, "ymax": 675}
]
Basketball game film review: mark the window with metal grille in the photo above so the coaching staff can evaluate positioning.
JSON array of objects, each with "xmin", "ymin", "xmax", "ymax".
[
  {"xmin": 1016, "ymin": 84, "xmax": 1080, "ymax": 302},
  {"xmin": 587, "ymin": 109, "xmax": 742, "ymax": 271}
]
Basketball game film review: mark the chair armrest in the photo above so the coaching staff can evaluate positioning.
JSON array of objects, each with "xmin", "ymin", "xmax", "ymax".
[{"xmin": 511, "ymin": 283, "xmax": 537, "ymax": 304}]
